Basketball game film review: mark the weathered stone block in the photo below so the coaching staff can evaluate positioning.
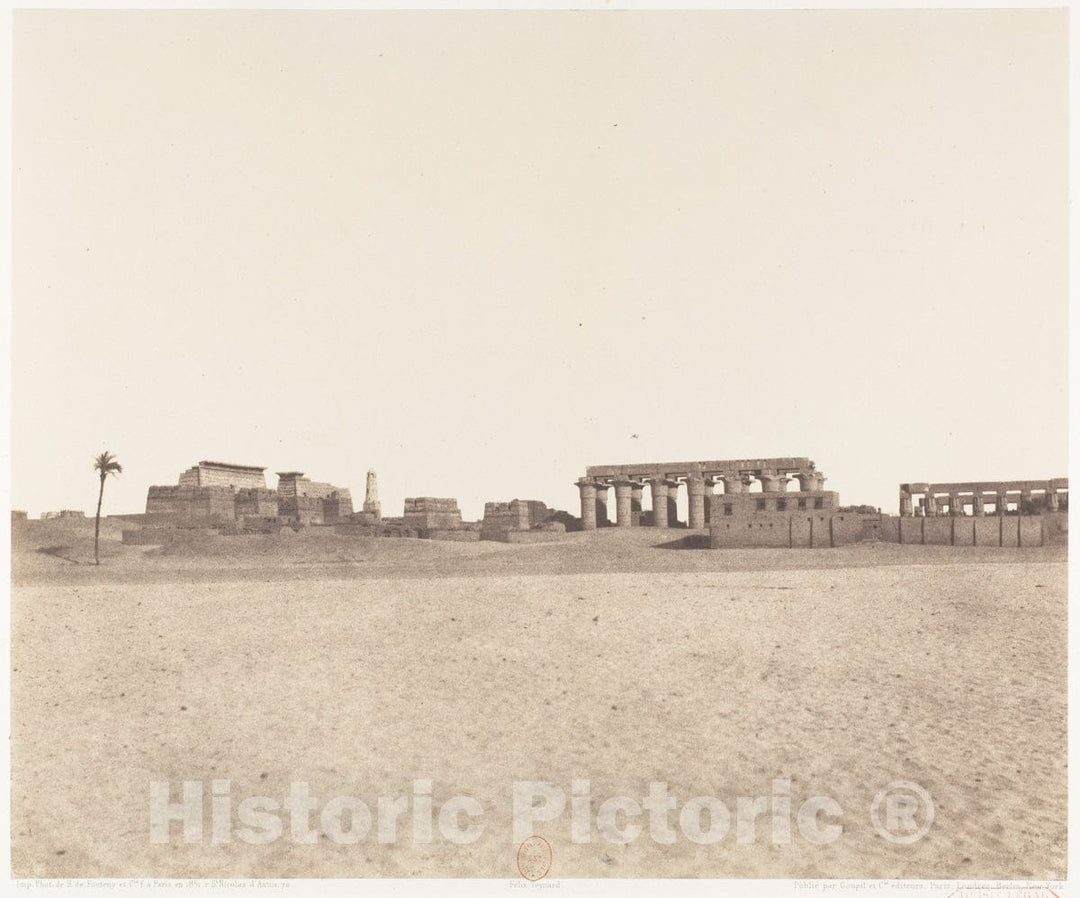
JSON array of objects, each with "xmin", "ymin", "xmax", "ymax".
[{"xmin": 952, "ymin": 518, "xmax": 975, "ymax": 546}]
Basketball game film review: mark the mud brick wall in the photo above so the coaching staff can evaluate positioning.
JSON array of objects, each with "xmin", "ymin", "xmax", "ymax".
[
  {"xmin": 322, "ymin": 492, "xmax": 355, "ymax": 523},
  {"xmin": 887, "ymin": 513, "xmax": 1059, "ymax": 547},
  {"xmin": 403, "ymin": 498, "xmax": 463, "ymax": 531},
  {"xmin": 235, "ymin": 488, "xmax": 278, "ymax": 518},
  {"xmin": 481, "ymin": 499, "xmax": 553, "ymax": 539},
  {"xmin": 710, "ymin": 512, "xmax": 877, "ymax": 548},
  {"xmin": 145, "ymin": 485, "xmax": 237, "ymax": 521}
]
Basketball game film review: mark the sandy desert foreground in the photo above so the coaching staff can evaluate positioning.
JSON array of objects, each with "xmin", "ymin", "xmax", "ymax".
[{"xmin": 10, "ymin": 520, "xmax": 1067, "ymax": 879}]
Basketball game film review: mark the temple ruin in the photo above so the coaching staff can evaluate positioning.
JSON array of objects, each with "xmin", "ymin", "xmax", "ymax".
[
  {"xmin": 580, "ymin": 458, "xmax": 1068, "ymax": 549},
  {"xmin": 112, "ymin": 455, "xmax": 1067, "ymax": 551},
  {"xmin": 275, "ymin": 472, "xmax": 353, "ymax": 525},
  {"xmin": 577, "ymin": 457, "xmax": 831, "ymax": 530},
  {"xmin": 145, "ymin": 461, "xmax": 273, "ymax": 522},
  {"xmin": 885, "ymin": 478, "xmax": 1069, "ymax": 547},
  {"xmin": 142, "ymin": 461, "xmax": 353, "ymax": 527},
  {"xmin": 480, "ymin": 500, "xmax": 566, "ymax": 542},
  {"xmin": 898, "ymin": 479, "xmax": 1069, "ymax": 517},
  {"xmin": 402, "ymin": 497, "xmax": 464, "ymax": 531}
]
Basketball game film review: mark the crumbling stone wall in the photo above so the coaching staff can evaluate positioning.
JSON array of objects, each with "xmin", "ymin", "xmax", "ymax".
[
  {"xmin": 234, "ymin": 488, "xmax": 278, "ymax": 518},
  {"xmin": 276, "ymin": 472, "xmax": 354, "ymax": 525},
  {"xmin": 403, "ymin": 498, "xmax": 463, "ymax": 531},
  {"xmin": 145, "ymin": 485, "xmax": 238, "ymax": 523},
  {"xmin": 480, "ymin": 499, "xmax": 555, "ymax": 540}
]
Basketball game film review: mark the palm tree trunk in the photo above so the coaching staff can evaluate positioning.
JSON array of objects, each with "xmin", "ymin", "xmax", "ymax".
[{"xmin": 94, "ymin": 475, "xmax": 105, "ymax": 565}]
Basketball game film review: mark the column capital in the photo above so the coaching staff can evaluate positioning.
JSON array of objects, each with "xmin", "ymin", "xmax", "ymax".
[
  {"xmin": 758, "ymin": 472, "xmax": 784, "ymax": 492},
  {"xmin": 720, "ymin": 472, "xmax": 750, "ymax": 493}
]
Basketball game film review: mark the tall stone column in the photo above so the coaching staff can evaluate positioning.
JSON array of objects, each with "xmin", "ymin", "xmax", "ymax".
[
  {"xmin": 650, "ymin": 479, "xmax": 669, "ymax": 528},
  {"xmin": 667, "ymin": 480, "xmax": 682, "ymax": 527},
  {"xmin": 613, "ymin": 480, "xmax": 634, "ymax": 528},
  {"xmin": 925, "ymin": 494, "xmax": 939, "ymax": 516},
  {"xmin": 704, "ymin": 477, "xmax": 722, "ymax": 524},
  {"xmin": 950, "ymin": 494, "xmax": 963, "ymax": 517},
  {"xmin": 796, "ymin": 471, "xmax": 814, "ymax": 492},
  {"xmin": 996, "ymin": 492, "xmax": 1008, "ymax": 515},
  {"xmin": 972, "ymin": 494, "xmax": 985, "ymax": 516},
  {"xmin": 899, "ymin": 491, "xmax": 913, "ymax": 517},
  {"xmin": 630, "ymin": 482, "xmax": 644, "ymax": 526},
  {"xmin": 687, "ymin": 477, "xmax": 706, "ymax": 530},
  {"xmin": 577, "ymin": 479, "xmax": 597, "ymax": 530},
  {"xmin": 810, "ymin": 472, "xmax": 826, "ymax": 491},
  {"xmin": 595, "ymin": 483, "xmax": 610, "ymax": 526},
  {"xmin": 1047, "ymin": 490, "xmax": 1060, "ymax": 512}
]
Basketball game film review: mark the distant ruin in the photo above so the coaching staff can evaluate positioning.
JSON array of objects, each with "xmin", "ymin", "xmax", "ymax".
[
  {"xmin": 145, "ymin": 461, "xmax": 274, "ymax": 522},
  {"xmin": 39, "ymin": 509, "xmax": 86, "ymax": 520},
  {"xmin": 276, "ymin": 472, "xmax": 353, "ymax": 525},
  {"xmin": 578, "ymin": 457, "xmax": 1068, "ymax": 549},
  {"xmin": 362, "ymin": 470, "xmax": 381, "ymax": 521},
  {"xmin": 885, "ymin": 478, "xmax": 1070, "ymax": 547},
  {"xmin": 128, "ymin": 462, "xmax": 492, "ymax": 544},
  {"xmin": 141, "ymin": 461, "xmax": 354, "ymax": 529},
  {"xmin": 577, "ymin": 457, "xmax": 831, "ymax": 530},
  {"xmin": 898, "ymin": 479, "xmax": 1069, "ymax": 517},
  {"xmin": 100, "ymin": 456, "xmax": 1071, "ymax": 551},
  {"xmin": 402, "ymin": 497, "xmax": 463, "ymax": 531},
  {"xmin": 480, "ymin": 500, "xmax": 566, "ymax": 542}
]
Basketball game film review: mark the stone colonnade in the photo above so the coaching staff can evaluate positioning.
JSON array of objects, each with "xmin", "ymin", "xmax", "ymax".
[
  {"xmin": 576, "ymin": 467, "xmax": 826, "ymax": 531},
  {"xmin": 898, "ymin": 480, "xmax": 1068, "ymax": 517}
]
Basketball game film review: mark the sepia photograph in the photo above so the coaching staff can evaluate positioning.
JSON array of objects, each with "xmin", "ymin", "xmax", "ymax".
[{"xmin": 5, "ymin": 2, "xmax": 1072, "ymax": 895}]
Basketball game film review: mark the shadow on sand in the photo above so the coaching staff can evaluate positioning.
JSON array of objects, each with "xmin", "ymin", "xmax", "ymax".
[
  {"xmin": 652, "ymin": 534, "xmax": 711, "ymax": 550},
  {"xmin": 36, "ymin": 545, "xmax": 90, "ymax": 565}
]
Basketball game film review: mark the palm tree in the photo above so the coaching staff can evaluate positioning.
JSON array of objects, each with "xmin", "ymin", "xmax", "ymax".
[{"xmin": 92, "ymin": 451, "xmax": 122, "ymax": 565}]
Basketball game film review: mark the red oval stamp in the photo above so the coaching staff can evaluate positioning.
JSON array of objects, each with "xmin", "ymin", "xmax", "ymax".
[{"xmin": 516, "ymin": 834, "xmax": 553, "ymax": 881}]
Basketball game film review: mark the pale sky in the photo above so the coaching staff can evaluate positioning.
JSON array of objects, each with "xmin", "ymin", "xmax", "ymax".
[{"xmin": 12, "ymin": 9, "xmax": 1069, "ymax": 521}]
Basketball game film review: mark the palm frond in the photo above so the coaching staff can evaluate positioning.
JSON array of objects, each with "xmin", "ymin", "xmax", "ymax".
[{"xmin": 93, "ymin": 451, "xmax": 123, "ymax": 477}]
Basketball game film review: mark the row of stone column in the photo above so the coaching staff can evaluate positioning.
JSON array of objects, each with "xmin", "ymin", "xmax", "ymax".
[
  {"xmin": 900, "ymin": 490, "xmax": 1063, "ymax": 516},
  {"xmin": 576, "ymin": 470, "xmax": 826, "ymax": 531}
]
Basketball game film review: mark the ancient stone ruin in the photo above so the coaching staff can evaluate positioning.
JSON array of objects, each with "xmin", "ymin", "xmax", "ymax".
[
  {"xmin": 112, "ymin": 455, "xmax": 1066, "ymax": 551},
  {"xmin": 480, "ymin": 500, "xmax": 566, "ymax": 542},
  {"xmin": 136, "ymin": 461, "xmax": 355, "ymax": 535},
  {"xmin": 362, "ymin": 470, "xmax": 381, "ymax": 521},
  {"xmin": 275, "ymin": 471, "xmax": 353, "ymax": 525},
  {"xmin": 577, "ymin": 457, "xmax": 831, "ymax": 530},
  {"xmin": 898, "ymin": 479, "xmax": 1069, "ymax": 517},
  {"xmin": 579, "ymin": 457, "xmax": 1068, "ymax": 549},
  {"xmin": 887, "ymin": 479, "xmax": 1069, "ymax": 547},
  {"xmin": 145, "ymin": 461, "xmax": 273, "ymax": 523}
]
